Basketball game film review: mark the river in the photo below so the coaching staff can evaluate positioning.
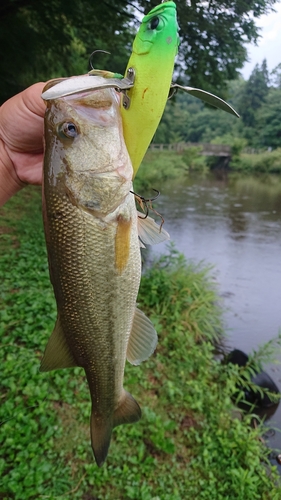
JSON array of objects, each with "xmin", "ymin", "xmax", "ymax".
[{"xmin": 147, "ymin": 171, "xmax": 281, "ymax": 460}]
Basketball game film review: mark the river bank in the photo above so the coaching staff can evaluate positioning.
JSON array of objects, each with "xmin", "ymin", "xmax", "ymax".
[
  {"xmin": 1, "ymin": 187, "xmax": 281, "ymax": 499},
  {"xmin": 134, "ymin": 147, "xmax": 281, "ymax": 187}
]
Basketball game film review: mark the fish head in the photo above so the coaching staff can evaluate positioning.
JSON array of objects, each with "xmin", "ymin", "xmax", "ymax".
[
  {"xmin": 43, "ymin": 77, "xmax": 133, "ymax": 215},
  {"xmin": 133, "ymin": 1, "xmax": 179, "ymax": 56}
]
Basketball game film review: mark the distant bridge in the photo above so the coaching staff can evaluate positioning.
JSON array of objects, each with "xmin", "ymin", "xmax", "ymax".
[{"xmin": 149, "ymin": 142, "xmax": 231, "ymax": 157}]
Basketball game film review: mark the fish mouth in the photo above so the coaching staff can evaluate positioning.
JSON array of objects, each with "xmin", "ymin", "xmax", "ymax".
[{"xmin": 42, "ymin": 75, "xmax": 122, "ymax": 102}]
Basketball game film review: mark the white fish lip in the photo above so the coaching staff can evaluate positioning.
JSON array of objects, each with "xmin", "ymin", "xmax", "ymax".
[{"xmin": 41, "ymin": 75, "xmax": 133, "ymax": 101}]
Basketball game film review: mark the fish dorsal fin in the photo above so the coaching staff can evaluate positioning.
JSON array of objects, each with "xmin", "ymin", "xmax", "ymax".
[
  {"xmin": 127, "ymin": 308, "xmax": 158, "ymax": 366},
  {"xmin": 137, "ymin": 212, "xmax": 170, "ymax": 248},
  {"xmin": 40, "ymin": 316, "xmax": 77, "ymax": 372},
  {"xmin": 113, "ymin": 390, "xmax": 141, "ymax": 428}
]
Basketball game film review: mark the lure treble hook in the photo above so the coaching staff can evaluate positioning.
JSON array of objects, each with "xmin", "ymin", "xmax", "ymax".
[
  {"xmin": 89, "ymin": 50, "xmax": 111, "ymax": 70},
  {"xmin": 130, "ymin": 189, "xmax": 164, "ymax": 230}
]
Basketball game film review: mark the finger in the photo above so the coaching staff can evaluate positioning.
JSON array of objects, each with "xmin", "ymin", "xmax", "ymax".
[{"xmin": 0, "ymin": 82, "xmax": 46, "ymax": 153}]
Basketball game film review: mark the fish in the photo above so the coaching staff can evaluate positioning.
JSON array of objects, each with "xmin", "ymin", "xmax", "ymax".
[
  {"xmin": 120, "ymin": 0, "xmax": 179, "ymax": 177},
  {"xmin": 40, "ymin": 76, "xmax": 168, "ymax": 467}
]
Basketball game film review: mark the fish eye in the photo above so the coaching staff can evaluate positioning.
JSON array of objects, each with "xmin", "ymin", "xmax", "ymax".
[
  {"xmin": 149, "ymin": 16, "xmax": 160, "ymax": 30},
  {"xmin": 58, "ymin": 122, "xmax": 78, "ymax": 139}
]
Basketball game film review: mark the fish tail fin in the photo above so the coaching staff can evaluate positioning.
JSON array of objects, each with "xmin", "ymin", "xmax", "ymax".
[
  {"xmin": 113, "ymin": 390, "xmax": 141, "ymax": 428},
  {"xmin": 90, "ymin": 414, "xmax": 113, "ymax": 468},
  {"xmin": 90, "ymin": 392, "xmax": 141, "ymax": 467}
]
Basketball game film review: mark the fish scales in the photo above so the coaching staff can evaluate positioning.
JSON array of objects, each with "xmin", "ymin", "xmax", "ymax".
[
  {"xmin": 41, "ymin": 80, "xmax": 158, "ymax": 466},
  {"xmin": 45, "ymin": 189, "xmax": 140, "ymax": 406}
]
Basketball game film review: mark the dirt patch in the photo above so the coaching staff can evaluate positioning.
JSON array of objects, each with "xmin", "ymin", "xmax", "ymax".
[
  {"xmin": 180, "ymin": 414, "xmax": 197, "ymax": 430},
  {"xmin": 0, "ymin": 226, "xmax": 13, "ymax": 235}
]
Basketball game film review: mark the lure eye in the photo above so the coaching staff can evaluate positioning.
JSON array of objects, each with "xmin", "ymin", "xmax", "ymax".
[
  {"xmin": 149, "ymin": 16, "xmax": 160, "ymax": 30},
  {"xmin": 58, "ymin": 122, "xmax": 78, "ymax": 139}
]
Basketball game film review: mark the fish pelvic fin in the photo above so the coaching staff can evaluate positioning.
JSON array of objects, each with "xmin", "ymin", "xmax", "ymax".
[
  {"xmin": 137, "ymin": 212, "xmax": 170, "ymax": 248},
  {"xmin": 40, "ymin": 316, "xmax": 77, "ymax": 372},
  {"xmin": 91, "ymin": 393, "xmax": 141, "ymax": 467},
  {"xmin": 90, "ymin": 414, "xmax": 113, "ymax": 467}
]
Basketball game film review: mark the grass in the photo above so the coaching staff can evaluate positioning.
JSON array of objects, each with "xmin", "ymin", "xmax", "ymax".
[
  {"xmin": 133, "ymin": 151, "xmax": 187, "ymax": 193},
  {"xmin": 1, "ymin": 186, "xmax": 281, "ymax": 499},
  {"xmin": 231, "ymin": 148, "xmax": 281, "ymax": 174},
  {"xmin": 133, "ymin": 149, "xmax": 207, "ymax": 193},
  {"xmin": 134, "ymin": 145, "xmax": 281, "ymax": 182}
]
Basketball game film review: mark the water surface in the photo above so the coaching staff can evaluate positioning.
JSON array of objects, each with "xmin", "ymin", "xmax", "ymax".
[
  {"xmin": 151, "ymin": 172, "xmax": 281, "ymax": 350},
  {"xmin": 148, "ymin": 171, "xmax": 281, "ymax": 456}
]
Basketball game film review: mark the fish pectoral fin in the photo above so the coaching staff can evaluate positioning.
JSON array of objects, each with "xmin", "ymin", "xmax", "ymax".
[
  {"xmin": 113, "ymin": 391, "xmax": 141, "ymax": 428},
  {"xmin": 137, "ymin": 212, "xmax": 170, "ymax": 248},
  {"xmin": 126, "ymin": 308, "xmax": 158, "ymax": 366},
  {"xmin": 40, "ymin": 317, "xmax": 77, "ymax": 372}
]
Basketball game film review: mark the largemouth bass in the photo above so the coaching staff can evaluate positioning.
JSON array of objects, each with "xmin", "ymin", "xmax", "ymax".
[{"xmin": 41, "ymin": 77, "xmax": 160, "ymax": 467}]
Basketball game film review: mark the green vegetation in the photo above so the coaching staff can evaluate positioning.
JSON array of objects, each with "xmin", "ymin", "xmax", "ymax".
[
  {"xmin": 133, "ymin": 149, "xmax": 208, "ymax": 193},
  {"xmin": 1, "ymin": 187, "xmax": 281, "ymax": 499},
  {"xmin": 150, "ymin": 58, "xmax": 281, "ymax": 173},
  {"xmin": 231, "ymin": 149, "xmax": 281, "ymax": 174},
  {"xmin": 133, "ymin": 150, "xmax": 196, "ymax": 192}
]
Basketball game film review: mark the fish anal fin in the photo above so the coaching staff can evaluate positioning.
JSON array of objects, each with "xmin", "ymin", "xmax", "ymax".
[
  {"xmin": 40, "ymin": 316, "xmax": 77, "ymax": 372},
  {"xmin": 127, "ymin": 308, "xmax": 158, "ymax": 366},
  {"xmin": 113, "ymin": 390, "xmax": 141, "ymax": 428},
  {"xmin": 137, "ymin": 212, "xmax": 170, "ymax": 247}
]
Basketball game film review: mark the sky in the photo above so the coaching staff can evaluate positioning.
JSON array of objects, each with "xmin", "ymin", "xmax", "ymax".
[{"xmin": 241, "ymin": 1, "xmax": 281, "ymax": 79}]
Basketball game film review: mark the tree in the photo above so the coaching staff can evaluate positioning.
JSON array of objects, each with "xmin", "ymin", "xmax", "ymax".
[
  {"xmin": 0, "ymin": 0, "xmax": 134, "ymax": 103},
  {"xmin": 256, "ymin": 88, "xmax": 281, "ymax": 148},
  {"xmin": 237, "ymin": 59, "xmax": 269, "ymax": 139},
  {"xmin": 139, "ymin": 0, "xmax": 276, "ymax": 93},
  {"xmin": 0, "ymin": 0, "xmax": 278, "ymax": 103},
  {"xmin": 154, "ymin": 78, "xmax": 244, "ymax": 145},
  {"xmin": 271, "ymin": 63, "xmax": 281, "ymax": 88}
]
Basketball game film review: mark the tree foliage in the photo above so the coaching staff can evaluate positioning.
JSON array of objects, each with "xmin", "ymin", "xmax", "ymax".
[
  {"xmin": 0, "ymin": 0, "xmax": 134, "ymax": 102},
  {"xmin": 237, "ymin": 59, "xmax": 269, "ymax": 129},
  {"xmin": 0, "ymin": 0, "xmax": 278, "ymax": 103},
  {"xmin": 154, "ymin": 59, "xmax": 281, "ymax": 151},
  {"xmin": 154, "ymin": 79, "xmax": 243, "ymax": 145},
  {"xmin": 256, "ymin": 88, "xmax": 281, "ymax": 148}
]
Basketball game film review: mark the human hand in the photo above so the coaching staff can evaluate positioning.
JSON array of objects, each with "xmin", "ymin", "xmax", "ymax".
[{"xmin": 0, "ymin": 82, "xmax": 46, "ymax": 206}]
